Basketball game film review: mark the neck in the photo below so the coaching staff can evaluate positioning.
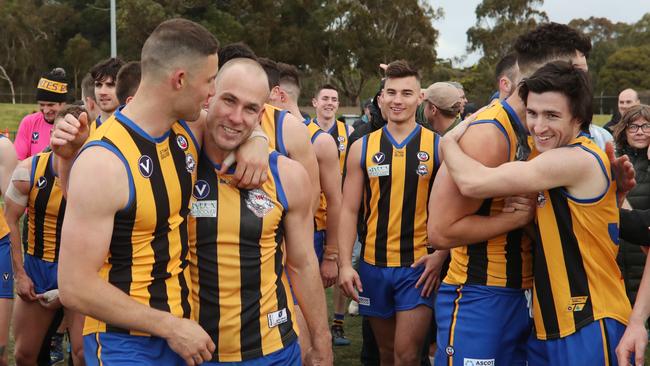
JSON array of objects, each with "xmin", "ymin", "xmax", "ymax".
[
  {"xmin": 316, "ymin": 115, "xmax": 336, "ymax": 130},
  {"xmin": 286, "ymin": 103, "xmax": 303, "ymax": 121},
  {"xmin": 504, "ymin": 94, "xmax": 528, "ymax": 133},
  {"xmin": 100, "ymin": 110, "xmax": 113, "ymax": 123},
  {"xmin": 120, "ymin": 85, "xmax": 177, "ymax": 138},
  {"xmin": 432, "ymin": 116, "xmax": 456, "ymax": 135},
  {"xmin": 203, "ymin": 136, "xmax": 231, "ymax": 166},
  {"xmin": 386, "ymin": 118, "xmax": 416, "ymax": 141}
]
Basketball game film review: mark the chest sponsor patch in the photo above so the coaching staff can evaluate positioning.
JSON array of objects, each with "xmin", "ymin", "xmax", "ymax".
[
  {"xmin": 190, "ymin": 200, "xmax": 217, "ymax": 218},
  {"xmin": 267, "ymin": 308, "xmax": 288, "ymax": 328},
  {"xmin": 367, "ymin": 164, "xmax": 389, "ymax": 177},
  {"xmin": 463, "ymin": 359, "xmax": 495, "ymax": 366},
  {"xmin": 246, "ymin": 189, "xmax": 274, "ymax": 218}
]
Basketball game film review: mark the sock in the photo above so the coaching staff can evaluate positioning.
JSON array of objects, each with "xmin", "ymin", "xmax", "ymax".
[{"xmin": 333, "ymin": 313, "xmax": 345, "ymax": 327}]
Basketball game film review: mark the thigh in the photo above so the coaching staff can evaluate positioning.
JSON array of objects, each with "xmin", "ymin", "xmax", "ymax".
[
  {"xmin": 368, "ymin": 316, "xmax": 396, "ymax": 352},
  {"xmin": 358, "ymin": 261, "xmax": 394, "ymax": 318},
  {"xmin": 12, "ymin": 297, "xmax": 56, "ymax": 354},
  {"xmin": 394, "ymin": 305, "xmax": 432, "ymax": 355}
]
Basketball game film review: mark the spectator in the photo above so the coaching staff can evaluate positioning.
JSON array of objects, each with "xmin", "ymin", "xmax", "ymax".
[
  {"xmin": 422, "ymin": 82, "xmax": 462, "ymax": 134},
  {"xmin": 353, "ymin": 99, "xmax": 372, "ymax": 130},
  {"xmin": 14, "ymin": 68, "xmax": 68, "ymax": 160},
  {"xmin": 613, "ymin": 104, "xmax": 650, "ymax": 304},
  {"xmin": 604, "ymin": 88, "xmax": 641, "ymax": 133}
]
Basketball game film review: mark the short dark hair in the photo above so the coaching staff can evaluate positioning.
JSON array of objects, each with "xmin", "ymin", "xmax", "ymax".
[
  {"xmin": 81, "ymin": 73, "xmax": 95, "ymax": 102},
  {"xmin": 514, "ymin": 22, "xmax": 592, "ymax": 77},
  {"xmin": 385, "ymin": 60, "xmax": 420, "ymax": 81},
  {"xmin": 277, "ymin": 62, "xmax": 300, "ymax": 89},
  {"xmin": 314, "ymin": 84, "xmax": 338, "ymax": 98},
  {"xmin": 141, "ymin": 18, "xmax": 219, "ymax": 76},
  {"xmin": 518, "ymin": 61, "xmax": 593, "ymax": 132},
  {"xmin": 90, "ymin": 57, "xmax": 124, "ymax": 83},
  {"xmin": 55, "ymin": 105, "xmax": 85, "ymax": 121},
  {"xmin": 257, "ymin": 57, "xmax": 279, "ymax": 90},
  {"xmin": 116, "ymin": 61, "xmax": 141, "ymax": 105},
  {"xmin": 495, "ymin": 53, "xmax": 518, "ymax": 82},
  {"xmin": 218, "ymin": 42, "xmax": 257, "ymax": 68}
]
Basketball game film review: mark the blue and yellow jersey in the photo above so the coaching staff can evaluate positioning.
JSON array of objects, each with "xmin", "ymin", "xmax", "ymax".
[
  {"xmin": 81, "ymin": 107, "xmax": 199, "ymax": 336},
  {"xmin": 532, "ymin": 133, "xmax": 630, "ymax": 339},
  {"xmin": 445, "ymin": 100, "xmax": 533, "ymax": 289},
  {"xmin": 189, "ymin": 151, "xmax": 297, "ymax": 362},
  {"xmin": 260, "ymin": 104, "xmax": 289, "ymax": 156}
]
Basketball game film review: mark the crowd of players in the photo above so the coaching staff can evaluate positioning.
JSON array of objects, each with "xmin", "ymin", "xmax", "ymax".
[{"xmin": 0, "ymin": 17, "xmax": 648, "ymax": 366}]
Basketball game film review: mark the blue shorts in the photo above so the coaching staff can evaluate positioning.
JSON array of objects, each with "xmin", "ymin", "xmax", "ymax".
[
  {"xmin": 204, "ymin": 340, "xmax": 300, "ymax": 365},
  {"xmin": 357, "ymin": 260, "xmax": 434, "ymax": 318},
  {"xmin": 84, "ymin": 333, "xmax": 185, "ymax": 366},
  {"xmin": 0, "ymin": 235, "xmax": 13, "ymax": 299},
  {"xmin": 435, "ymin": 283, "xmax": 532, "ymax": 366},
  {"xmin": 527, "ymin": 318, "xmax": 625, "ymax": 366},
  {"xmin": 23, "ymin": 252, "xmax": 58, "ymax": 294},
  {"xmin": 313, "ymin": 230, "xmax": 325, "ymax": 264}
]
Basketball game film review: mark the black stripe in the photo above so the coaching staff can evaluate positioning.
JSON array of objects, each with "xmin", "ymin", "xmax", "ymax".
[
  {"xmin": 32, "ymin": 154, "xmax": 54, "ymax": 259},
  {"xmin": 53, "ymin": 199, "xmax": 66, "ymax": 262},
  {"xmin": 360, "ymin": 137, "xmax": 371, "ymax": 263},
  {"xmin": 504, "ymin": 229, "xmax": 523, "ymax": 289},
  {"xmin": 273, "ymin": 109, "xmax": 282, "ymax": 153},
  {"xmin": 548, "ymin": 188, "xmax": 594, "ymax": 331},
  {"xmin": 533, "ymin": 225, "xmax": 560, "ymax": 337},
  {"xmin": 195, "ymin": 154, "xmax": 220, "ymax": 359},
  {"xmin": 169, "ymin": 129, "xmax": 193, "ymax": 319},
  {"xmin": 399, "ymin": 130, "xmax": 421, "ymax": 265},
  {"xmin": 330, "ymin": 123, "xmax": 341, "ymax": 159},
  {"xmin": 465, "ymin": 199, "xmax": 491, "ymax": 284},
  {"xmin": 273, "ymin": 212, "xmax": 297, "ymax": 347},
  {"xmin": 124, "ymin": 128, "xmax": 172, "ymax": 314},
  {"xmin": 374, "ymin": 133, "xmax": 393, "ymax": 266},
  {"xmin": 104, "ymin": 138, "xmax": 137, "ymax": 334},
  {"xmin": 239, "ymin": 190, "xmax": 263, "ymax": 358}
]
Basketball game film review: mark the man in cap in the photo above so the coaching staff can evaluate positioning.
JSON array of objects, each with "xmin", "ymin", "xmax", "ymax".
[{"xmin": 422, "ymin": 82, "xmax": 463, "ymax": 135}]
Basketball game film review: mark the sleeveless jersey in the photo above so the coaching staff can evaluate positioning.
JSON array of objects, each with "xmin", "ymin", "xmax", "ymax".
[
  {"xmin": 445, "ymin": 100, "xmax": 534, "ymax": 289},
  {"xmin": 81, "ymin": 107, "xmax": 199, "ymax": 336},
  {"xmin": 26, "ymin": 151, "xmax": 65, "ymax": 262},
  {"xmin": 189, "ymin": 151, "xmax": 297, "ymax": 362},
  {"xmin": 89, "ymin": 115, "xmax": 103, "ymax": 136},
  {"xmin": 359, "ymin": 124, "xmax": 440, "ymax": 267},
  {"xmin": 260, "ymin": 104, "xmax": 289, "ymax": 156},
  {"xmin": 304, "ymin": 119, "xmax": 328, "ymax": 231},
  {"xmin": 532, "ymin": 133, "xmax": 630, "ymax": 339},
  {"xmin": 313, "ymin": 118, "xmax": 350, "ymax": 172}
]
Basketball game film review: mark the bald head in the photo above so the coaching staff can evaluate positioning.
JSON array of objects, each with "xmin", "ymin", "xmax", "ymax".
[
  {"xmin": 619, "ymin": 88, "xmax": 640, "ymax": 116},
  {"xmin": 217, "ymin": 58, "xmax": 268, "ymax": 93}
]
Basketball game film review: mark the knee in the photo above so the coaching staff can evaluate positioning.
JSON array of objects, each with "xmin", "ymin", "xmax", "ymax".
[
  {"xmin": 394, "ymin": 351, "xmax": 420, "ymax": 366},
  {"xmin": 14, "ymin": 348, "xmax": 36, "ymax": 366}
]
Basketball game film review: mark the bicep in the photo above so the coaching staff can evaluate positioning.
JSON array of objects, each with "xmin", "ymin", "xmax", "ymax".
[
  {"xmin": 279, "ymin": 160, "xmax": 314, "ymax": 261},
  {"xmin": 315, "ymin": 136, "xmax": 342, "ymax": 197}
]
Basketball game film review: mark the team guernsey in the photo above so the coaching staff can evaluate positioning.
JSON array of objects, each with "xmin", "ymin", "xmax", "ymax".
[
  {"xmin": 444, "ymin": 100, "xmax": 533, "ymax": 289},
  {"xmin": 81, "ymin": 107, "xmax": 198, "ymax": 337},
  {"xmin": 188, "ymin": 151, "xmax": 298, "ymax": 363},
  {"xmin": 313, "ymin": 118, "xmax": 350, "ymax": 172},
  {"xmin": 359, "ymin": 124, "xmax": 439, "ymax": 267},
  {"xmin": 260, "ymin": 104, "xmax": 289, "ymax": 156},
  {"xmin": 304, "ymin": 119, "xmax": 327, "ymax": 233},
  {"xmin": 533, "ymin": 133, "xmax": 630, "ymax": 337},
  {"xmin": 26, "ymin": 150, "xmax": 66, "ymax": 263}
]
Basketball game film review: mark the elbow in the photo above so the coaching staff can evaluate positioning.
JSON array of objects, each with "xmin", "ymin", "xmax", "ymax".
[
  {"xmin": 57, "ymin": 267, "xmax": 84, "ymax": 312},
  {"xmin": 428, "ymin": 224, "xmax": 455, "ymax": 250},
  {"xmin": 456, "ymin": 179, "xmax": 484, "ymax": 199}
]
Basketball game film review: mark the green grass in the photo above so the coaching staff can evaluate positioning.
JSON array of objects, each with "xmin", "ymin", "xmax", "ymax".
[
  {"xmin": 0, "ymin": 103, "xmax": 37, "ymax": 138},
  {"xmin": 326, "ymin": 288, "xmax": 363, "ymax": 365}
]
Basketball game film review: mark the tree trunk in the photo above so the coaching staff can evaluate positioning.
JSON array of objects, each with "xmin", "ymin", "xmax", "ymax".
[{"xmin": 0, "ymin": 65, "xmax": 16, "ymax": 104}]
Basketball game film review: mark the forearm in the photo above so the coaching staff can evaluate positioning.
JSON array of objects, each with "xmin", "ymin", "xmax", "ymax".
[
  {"xmin": 323, "ymin": 199, "xmax": 341, "ymax": 257},
  {"xmin": 630, "ymin": 255, "xmax": 650, "ymax": 324},
  {"xmin": 8, "ymin": 223, "xmax": 25, "ymax": 276},
  {"xmin": 59, "ymin": 270, "xmax": 176, "ymax": 338},
  {"xmin": 287, "ymin": 258, "xmax": 330, "ymax": 343},
  {"xmin": 337, "ymin": 206, "xmax": 358, "ymax": 268},
  {"xmin": 430, "ymin": 212, "xmax": 529, "ymax": 249}
]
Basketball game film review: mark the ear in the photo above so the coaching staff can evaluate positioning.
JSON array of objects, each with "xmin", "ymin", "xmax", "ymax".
[
  {"xmin": 312, "ymin": 97, "xmax": 318, "ymax": 108},
  {"xmin": 499, "ymin": 77, "xmax": 511, "ymax": 94},
  {"xmin": 125, "ymin": 95, "xmax": 134, "ymax": 104},
  {"xmin": 171, "ymin": 69, "xmax": 186, "ymax": 90}
]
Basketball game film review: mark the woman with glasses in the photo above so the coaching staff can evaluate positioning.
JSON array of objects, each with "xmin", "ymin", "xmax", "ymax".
[{"xmin": 613, "ymin": 104, "xmax": 650, "ymax": 307}]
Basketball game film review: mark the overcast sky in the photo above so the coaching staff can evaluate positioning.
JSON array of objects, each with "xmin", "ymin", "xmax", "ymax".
[{"xmin": 431, "ymin": 0, "xmax": 650, "ymax": 66}]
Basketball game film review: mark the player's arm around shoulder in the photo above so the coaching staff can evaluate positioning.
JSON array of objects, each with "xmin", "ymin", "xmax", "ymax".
[
  {"xmin": 277, "ymin": 155, "xmax": 333, "ymax": 365},
  {"xmin": 283, "ymin": 113, "xmax": 321, "ymax": 209}
]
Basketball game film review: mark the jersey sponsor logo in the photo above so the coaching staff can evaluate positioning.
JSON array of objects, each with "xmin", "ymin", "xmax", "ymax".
[
  {"xmin": 416, "ymin": 164, "xmax": 429, "ymax": 177},
  {"xmin": 191, "ymin": 200, "xmax": 217, "ymax": 218},
  {"xmin": 463, "ymin": 359, "xmax": 495, "ymax": 366},
  {"xmin": 372, "ymin": 152, "xmax": 385, "ymax": 164},
  {"xmin": 536, "ymin": 192, "xmax": 546, "ymax": 208},
  {"xmin": 138, "ymin": 155, "xmax": 153, "ymax": 178},
  {"xmin": 445, "ymin": 346, "xmax": 455, "ymax": 356},
  {"xmin": 36, "ymin": 176, "xmax": 47, "ymax": 189},
  {"xmin": 176, "ymin": 135, "xmax": 189, "ymax": 150},
  {"xmin": 367, "ymin": 164, "xmax": 390, "ymax": 177},
  {"xmin": 567, "ymin": 296, "xmax": 588, "ymax": 312},
  {"xmin": 358, "ymin": 296, "xmax": 370, "ymax": 306},
  {"xmin": 267, "ymin": 308, "xmax": 289, "ymax": 328},
  {"xmin": 193, "ymin": 180, "xmax": 210, "ymax": 199},
  {"xmin": 185, "ymin": 154, "xmax": 196, "ymax": 173},
  {"xmin": 246, "ymin": 189, "xmax": 274, "ymax": 218},
  {"xmin": 417, "ymin": 151, "xmax": 430, "ymax": 162},
  {"xmin": 31, "ymin": 132, "xmax": 39, "ymax": 142}
]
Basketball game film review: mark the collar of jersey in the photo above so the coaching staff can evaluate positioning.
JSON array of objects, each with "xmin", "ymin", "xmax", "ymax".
[
  {"xmin": 114, "ymin": 106, "xmax": 172, "ymax": 144},
  {"xmin": 500, "ymin": 99, "xmax": 528, "ymax": 135},
  {"xmin": 382, "ymin": 124, "xmax": 421, "ymax": 149}
]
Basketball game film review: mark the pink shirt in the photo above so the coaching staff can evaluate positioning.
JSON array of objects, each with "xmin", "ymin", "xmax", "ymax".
[{"xmin": 14, "ymin": 112, "xmax": 53, "ymax": 160}]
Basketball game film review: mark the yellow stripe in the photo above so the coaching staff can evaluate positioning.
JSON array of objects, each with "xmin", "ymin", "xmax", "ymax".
[
  {"xmin": 599, "ymin": 320, "xmax": 610, "ymax": 366},
  {"xmin": 95, "ymin": 333, "xmax": 103, "ymax": 366},
  {"xmin": 448, "ymin": 285, "xmax": 463, "ymax": 366}
]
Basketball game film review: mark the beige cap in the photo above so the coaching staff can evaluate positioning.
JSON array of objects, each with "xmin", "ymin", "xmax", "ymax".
[{"xmin": 424, "ymin": 82, "xmax": 462, "ymax": 113}]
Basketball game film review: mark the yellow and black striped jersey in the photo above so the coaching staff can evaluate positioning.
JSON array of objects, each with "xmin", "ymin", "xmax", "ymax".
[
  {"xmin": 359, "ymin": 124, "xmax": 440, "ymax": 267},
  {"xmin": 189, "ymin": 151, "xmax": 297, "ymax": 362},
  {"xmin": 260, "ymin": 104, "xmax": 289, "ymax": 156},
  {"xmin": 532, "ymin": 133, "xmax": 630, "ymax": 339},
  {"xmin": 313, "ymin": 118, "xmax": 351, "ymax": 172},
  {"xmin": 445, "ymin": 100, "xmax": 533, "ymax": 289},
  {"xmin": 81, "ymin": 107, "xmax": 198, "ymax": 336},
  {"xmin": 304, "ymin": 119, "xmax": 328, "ymax": 231},
  {"xmin": 26, "ymin": 151, "xmax": 65, "ymax": 262}
]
